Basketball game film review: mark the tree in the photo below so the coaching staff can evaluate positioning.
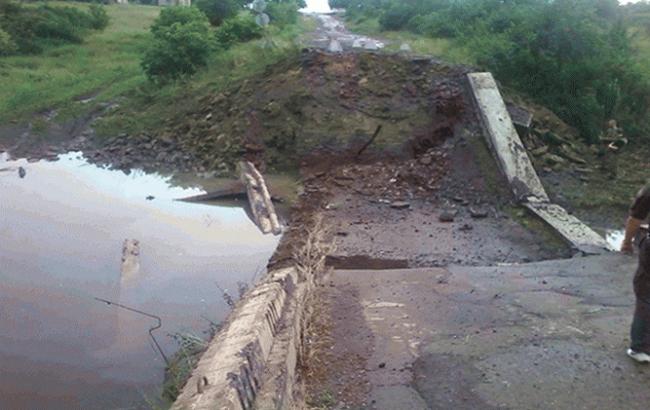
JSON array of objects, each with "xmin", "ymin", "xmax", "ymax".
[{"xmin": 141, "ymin": 7, "xmax": 212, "ymax": 82}]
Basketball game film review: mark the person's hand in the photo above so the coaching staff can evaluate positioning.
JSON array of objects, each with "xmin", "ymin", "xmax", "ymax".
[{"xmin": 621, "ymin": 240, "xmax": 634, "ymax": 254}]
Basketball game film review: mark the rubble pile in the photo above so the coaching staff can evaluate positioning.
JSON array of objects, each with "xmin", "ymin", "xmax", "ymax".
[{"xmin": 86, "ymin": 49, "xmax": 471, "ymax": 175}]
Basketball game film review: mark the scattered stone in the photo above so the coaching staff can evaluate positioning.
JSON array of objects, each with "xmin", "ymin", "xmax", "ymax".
[
  {"xmin": 459, "ymin": 224, "xmax": 473, "ymax": 231},
  {"xmin": 390, "ymin": 201, "xmax": 410, "ymax": 210},
  {"xmin": 328, "ymin": 38, "xmax": 343, "ymax": 53},
  {"xmin": 530, "ymin": 146, "xmax": 549, "ymax": 157},
  {"xmin": 399, "ymin": 43, "xmax": 412, "ymax": 52},
  {"xmin": 543, "ymin": 153, "xmax": 566, "ymax": 165},
  {"xmin": 146, "ymin": 195, "xmax": 155, "ymax": 200},
  {"xmin": 419, "ymin": 155, "xmax": 433, "ymax": 165},
  {"xmin": 439, "ymin": 210, "xmax": 456, "ymax": 222},
  {"xmin": 507, "ymin": 104, "xmax": 533, "ymax": 135},
  {"xmin": 470, "ymin": 207, "xmax": 489, "ymax": 218},
  {"xmin": 559, "ymin": 145, "xmax": 587, "ymax": 165},
  {"xmin": 378, "ymin": 362, "xmax": 386, "ymax": 369},
  {"xmin": 18, "ymin": 166, "xmax": 26, "ymax": 178}
]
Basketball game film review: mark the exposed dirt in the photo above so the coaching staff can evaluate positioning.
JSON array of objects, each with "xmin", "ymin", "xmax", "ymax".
[{"xmin": 1, "ymin": 50, "xmax": 474, "ymax": 175}]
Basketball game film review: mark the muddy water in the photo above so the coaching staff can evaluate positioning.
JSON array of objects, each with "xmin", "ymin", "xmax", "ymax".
[{"xmin": 0, "ymin": 152, "xmax": 280, "ymax": 409}]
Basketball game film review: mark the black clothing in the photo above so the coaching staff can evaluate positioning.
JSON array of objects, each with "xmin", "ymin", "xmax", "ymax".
[{"xmin": 630, "ymin": 185, "xmax": 650, "ymax": 353}]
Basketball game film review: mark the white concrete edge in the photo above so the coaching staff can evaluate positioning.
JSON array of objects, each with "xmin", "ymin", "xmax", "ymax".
[
  {"xmin": 171, "ymin": 267, "xmax": 299, "ymax": 410},
  {"xmin": 467, "ymin": 72, "xmax": 609, "ymax": 254}
]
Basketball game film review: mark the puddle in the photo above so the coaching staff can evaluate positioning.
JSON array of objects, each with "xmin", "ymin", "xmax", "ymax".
[{"xmin": 0, "ymin": 152, "xmax": 281, "ymax": 409}]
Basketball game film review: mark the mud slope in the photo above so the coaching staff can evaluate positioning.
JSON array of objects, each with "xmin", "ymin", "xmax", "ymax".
[{"xmin": 83, "ymin": 50, "xmax": 474, "ymax": 174}]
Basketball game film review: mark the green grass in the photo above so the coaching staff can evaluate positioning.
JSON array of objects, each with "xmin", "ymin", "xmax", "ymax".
[
  {"xmin": 346, "ymin": 16, "xmax": 472, "ymax": 64},
  {"xmin": 0, "ymin": 2, "xmax": 311, "ymax": 138},
  {"xmin": 94, "ymin": 16, "xmax": 312, "ymax": 138},
  {"xmin": 0, "ymin": 3, "xmax": 160, "ymax": 123}
]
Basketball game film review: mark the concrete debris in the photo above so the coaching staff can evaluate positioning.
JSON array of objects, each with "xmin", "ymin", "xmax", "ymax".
[
  {"xmin": 120, "ymin": 239, "xmax": 140, "ymax": 283},
  {"xmin": 390, "ymin": 201, "xmax": 411, "ymax": 210},
  {"xmin": 439, "ymin": 210, "xmax": 456, "ymax": 222},
  {"xmin": 240, "ymin": 161, "xmax": 282, "ymax": 235},
  {"xmin": 469, "ymin": 207, "xmax": 488, "ymax": 218},
  {"xmin": 399, "ymin": 43, "xmax": 412, "ymax": 52}
]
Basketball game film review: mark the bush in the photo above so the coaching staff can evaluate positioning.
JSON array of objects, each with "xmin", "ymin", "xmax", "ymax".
[
  {"xmin": 467, "ymin": 1, "xmax": 648, "ymax": 141},
  {"xmin": 406, "ymin": 12, "xmax": 457, "ymax": 38},
  {"xmin": 215, "ymin": 14, "xmax": 262, "ymax": 49},
  {"xmin": 266, "ymin": 1, "xmax": 299, "ymax": 27},
  {"xmin": 89, "ymin": 4, "xmax": 110, "ymax": 30},
  {"xmin": 0, "ymin": 1, "xmax": 109, "ymax": 54},
  {"xmin": 150, "ymin": 6, "xmax": 210, "ymax": 35},
  {"xmin": 344, "ymin": 0, "xmax": 650, "ymax": 142},
  {"xmin": 0, "ymin": 26, "xmax": 16, "ymax": 55},
  {"xmin": 141, "ymin": 8, "xmax": 212, "ymax": 82},
  {"xmin": 378, "ymin": 3, "xmax": 416, "ymax": 31},
  {"xmin": 194, "ymin": 0, "xmax": 244, "ymax": 26}
]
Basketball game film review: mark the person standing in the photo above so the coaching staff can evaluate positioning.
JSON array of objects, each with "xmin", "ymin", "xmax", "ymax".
[
  {"xmin": 621, "ymin": 184, "xmax": 650, "ymax": 363},
  {"xmin": 598, "ymin": 119, "xmax": 627, "ymax": 179}
]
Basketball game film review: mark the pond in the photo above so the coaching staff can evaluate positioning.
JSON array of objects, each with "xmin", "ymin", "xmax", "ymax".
[{"xmin": 0, "ymin": 152, "xmax": 281, "ymax": 409}]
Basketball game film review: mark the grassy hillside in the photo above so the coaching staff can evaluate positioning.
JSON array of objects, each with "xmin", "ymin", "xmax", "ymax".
[
  {"xmin": 0, "ymin": 1, "xmax": 311, "ymax": 134},
  {"xmin": 0, "ymin": 3, "xmax": 159, "ymax": 123}
]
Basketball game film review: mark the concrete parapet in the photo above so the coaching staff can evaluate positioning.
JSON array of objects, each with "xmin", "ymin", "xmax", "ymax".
[{"xmin": 171, "ymin": 267, "xmax": 300, "ymax": 410}]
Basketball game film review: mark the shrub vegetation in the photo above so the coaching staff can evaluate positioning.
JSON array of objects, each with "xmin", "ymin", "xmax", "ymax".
[
  {"xmin": 141, "ymin": 6, "xmax": 212, "ymax": 82},
  {"xmin": 142, "ymin": 1, "xmax": 303, "ymax": 82},
  {"xmin": 334, "ymin": 0, "xmax": 650, "ymax": 142},
  {"xmin": 214, "ymin": 13, "xmax": 262, "ymax": 49},
  {"xmin": 0, "ymin": 0, "xmax": 109, "ymax": 54}
]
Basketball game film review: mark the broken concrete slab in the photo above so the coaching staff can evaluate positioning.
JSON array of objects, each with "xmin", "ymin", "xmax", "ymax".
[
  {"xmin": 176, "ymin": 180, "xmax": 246, "ymax": 202},
  {"xmin": 506, "ymin": 103, "xmax": 533, "ymax": 137},
  {"xmin": 525, "ymin": 198, "xmax": 611, "ymax": 254},
  {"xmin": 240, "ymin": 161, "xmax": 282, "ymax": 235},
  {"xmin": 468, "ymin": 72, "xmax": 609, "ymax": 254},
  {"xmin": 468, "ymin": 73, "xmax": 548, "ymax": 202}
]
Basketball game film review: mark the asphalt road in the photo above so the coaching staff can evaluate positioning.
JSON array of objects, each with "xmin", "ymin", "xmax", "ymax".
[{"xmin": 318, "ymin": 253, "xmax": 650, "ymax": 409}]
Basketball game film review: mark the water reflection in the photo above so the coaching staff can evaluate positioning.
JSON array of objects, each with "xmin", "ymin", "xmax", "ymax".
[{"xmin": 0, "ymin": 152, "xmax": 280, "ymax": 409}]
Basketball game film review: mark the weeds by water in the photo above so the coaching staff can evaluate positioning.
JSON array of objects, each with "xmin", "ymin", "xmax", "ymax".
[{"xmin": 162, "ymin": 330, "xmax": 214, "ymax": 402}]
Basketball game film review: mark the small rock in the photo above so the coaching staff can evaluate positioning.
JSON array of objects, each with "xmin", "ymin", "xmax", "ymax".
[
  {"xmin": 470, "ymin": 207, "xmax": 488, "ymax": 218},
  {"xmin": 146, "ymin": 195, "xmax": 155, "ymax": 200},
  {"xmin": 419, "ymin": 156, "xmax": 433, "ymax": 165},
  {"xmin": 390, "ymin": 201, "xmax": 410, "ymax": 210},
  {"xmin": 18, "ymin": 166, "xmax": 26, "ymax": 178},
  {"xmin": 531, "ymin": 146, "xmax": 549, "ymax": 156},
  {"xmin": 543, "ymin": 153, "xmax": 566, "ymax": 165},
  {"xmin": 439, "ymin": 210, "xmax": 456, "ymax": 222},
  {"xmin": 459, "ymin": 224, "xmax": 473, "ymax": 231},
  {"xmin": 378, "ymin": 362, "xmax": 386, "ymax": 369},
  {"xmin": 400, "ymin": 43, "xmax": 412, "ymax": 52}
]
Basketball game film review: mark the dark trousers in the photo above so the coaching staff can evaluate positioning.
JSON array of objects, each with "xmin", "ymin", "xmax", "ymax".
[{"xmin": 631, "ymin": 236, "xmax": 650, "ymax": 353}]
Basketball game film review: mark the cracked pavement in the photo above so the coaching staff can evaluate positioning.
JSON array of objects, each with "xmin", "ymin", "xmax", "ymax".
[{"xmin": 315, "ymin": 253, "xmax": 650, "ymax": 409}]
